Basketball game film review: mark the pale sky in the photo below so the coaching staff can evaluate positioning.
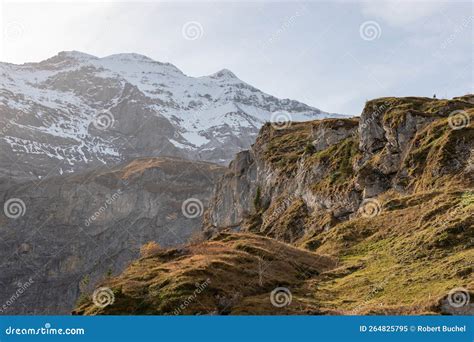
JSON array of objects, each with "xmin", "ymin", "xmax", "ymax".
[{"xmin": 0, "ymin": 0, "xmax": 472, "ymax": 115}]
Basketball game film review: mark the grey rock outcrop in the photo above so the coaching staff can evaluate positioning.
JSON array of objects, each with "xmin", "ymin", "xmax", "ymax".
[
  {"xmin": 204, "ymin": 118, "xmax": 361, "ymax": 240},
  {"xmin": 204, "ymin": 96, "xmax": 474, "ymax": 241}
]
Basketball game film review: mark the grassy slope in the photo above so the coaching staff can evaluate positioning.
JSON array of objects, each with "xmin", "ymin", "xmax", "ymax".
[
  {"xmin": 74, "ymin": 233, "xmax": 337, "ymax": 315},
  {"xmin": 307, "ymin": 189, "xmax": 473, "ymax": 314},
  {"xmin": 74, "ymin": 189, "xmax": 472, "ymax": 315},
  {"xmin": 74, "ymin": 97, "xmax": 473, "ymax": 315}
]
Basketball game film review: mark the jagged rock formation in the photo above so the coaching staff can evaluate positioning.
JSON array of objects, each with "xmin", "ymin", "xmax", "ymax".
[
  {"xmin": 75, "ymin": 95, "xmax": 473, "ymax": 315},
  {"xmin": 205, "ymin": 95, "xmax": 474, "ymax": 241},
  {"xmin": 0, "ymin": 157, "xmax": 224, "ymax": 314},
  {"xmin": 0, "ymin": 51, "xmax": 342, "ymax": 182}
]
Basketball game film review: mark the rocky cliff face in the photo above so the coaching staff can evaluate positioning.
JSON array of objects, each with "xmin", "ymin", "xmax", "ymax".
[
  {"xmin": 0, "ymin": 157, "xmax": 224, "ymax": 314},
  {"xmin": 205, "ymin": 96, "xmax": 474, "ymax": 242},
  {"xmin": 203, "ymin": 118, "xmax": 363, "ymax": 241}
]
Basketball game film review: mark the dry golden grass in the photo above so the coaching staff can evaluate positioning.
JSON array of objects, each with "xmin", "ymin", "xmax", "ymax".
[
  {"xmin": 119, "ymin": 157, "xmax": 223, "ymax": 180},
  {"xmin": 73, "ymin": 233, "xmax": 337, "ymax": 315},
  {"xmin": 140, "ymin": 241, "xmax": 162, "ymax": 258}
]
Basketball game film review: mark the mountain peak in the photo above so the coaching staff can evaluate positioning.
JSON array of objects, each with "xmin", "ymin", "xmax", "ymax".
[
  {"xmin": 56, "ymin": 50, "xmax": 98, "ymax": 61},
  {"xmin": 99, "ymin": 53, "xmax": 184, "ymax": 75},
  {"xmin": 210, "ymin": 68, "xmax": 238, "ymax": 80},
  {"xmin": 101, "ymin": 53, "xmax": 155, "ymax": 62},
  {"xmin": 34, "ymin": 51, "xmax": 98, "ymax": 66},
  {"xmin": 0, "ymin": 50, "xmax": 338, "ymax": 175}
]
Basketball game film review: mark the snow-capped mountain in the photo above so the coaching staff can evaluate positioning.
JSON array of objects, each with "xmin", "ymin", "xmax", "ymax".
[{"xmin": 0, "ymin": 51, "xmax": 343, "ymax": 181}]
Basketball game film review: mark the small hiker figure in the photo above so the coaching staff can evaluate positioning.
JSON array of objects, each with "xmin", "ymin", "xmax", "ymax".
[{"xmin": 433, "ymin": 94, "xmax": 437, "ymax": 99}]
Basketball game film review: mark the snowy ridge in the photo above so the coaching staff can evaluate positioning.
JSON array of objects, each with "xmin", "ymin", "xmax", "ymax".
[{"xmin": 0, "ymin": 51, "xmax": 344, "ymax": 179}]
